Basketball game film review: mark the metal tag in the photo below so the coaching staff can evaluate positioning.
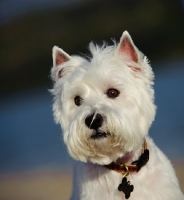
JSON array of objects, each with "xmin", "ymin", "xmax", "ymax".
[{"xmin": 118, "ymin": 177, "xmax": 134, "ymax": 199}]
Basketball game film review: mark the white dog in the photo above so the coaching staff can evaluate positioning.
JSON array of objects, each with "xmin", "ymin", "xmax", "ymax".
[{"xmin": 50, "ymin": 31, "xmax": 184, "ymax": 199}]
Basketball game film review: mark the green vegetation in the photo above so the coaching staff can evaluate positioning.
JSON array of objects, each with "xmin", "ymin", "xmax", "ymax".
[{"xmin": 0, "ymin": 0, "xmax": 184, "ymax": 94}]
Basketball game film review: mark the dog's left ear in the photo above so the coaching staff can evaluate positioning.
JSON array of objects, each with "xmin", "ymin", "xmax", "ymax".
[{"xmin": 118, "ymin": 31, "xmax": 141, "ymax": 72}]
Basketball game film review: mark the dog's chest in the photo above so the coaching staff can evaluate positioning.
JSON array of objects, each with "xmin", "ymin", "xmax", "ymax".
[{"xmin": 81, "ymin": 164, "xmax": 135, "ymax": 200}]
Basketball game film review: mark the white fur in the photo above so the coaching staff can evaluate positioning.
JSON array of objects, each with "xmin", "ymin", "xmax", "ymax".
[{"xmin": 51, "ymin": 31, "xmax": 184, "ymax": 199}]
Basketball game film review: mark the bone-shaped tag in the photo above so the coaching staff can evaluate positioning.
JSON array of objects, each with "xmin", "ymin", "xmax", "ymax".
[{"xmin": 118, "ymin": 177, "xmax": 134, "ymax": 199}]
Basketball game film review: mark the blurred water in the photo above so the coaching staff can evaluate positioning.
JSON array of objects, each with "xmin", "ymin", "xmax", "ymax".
[
  {"xmin": 0, "ymin": 87, "xmax": 72, "ymax": 173},
  {"xmin": 0, "ymin": 60, "xmax": 184, "ymax": 174},
  {"xmin": 150, "ymin": 60, "xmax": 184, "ymax": 158}
]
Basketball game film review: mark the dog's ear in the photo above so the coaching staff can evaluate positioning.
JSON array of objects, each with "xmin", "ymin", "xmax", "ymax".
[
  {"xmin": 53, "ymin": 46, "xmax": 70, "ymax": 67},
  {"xmin": 118, "ymin": 31, "xmax": 141, "ymax": 72},
  {"xmin": 52, "ymin": 46, "xmax": 71, "ymax": 81}
]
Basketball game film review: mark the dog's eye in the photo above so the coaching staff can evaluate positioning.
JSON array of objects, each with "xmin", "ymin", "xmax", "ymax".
[
  {"xmin": 106, "ymin": 88, "xmax": 120, "ymax": 98},
  {"xmin": 74, "ymin": 96, "xmax": 83, "ymax": 106}
]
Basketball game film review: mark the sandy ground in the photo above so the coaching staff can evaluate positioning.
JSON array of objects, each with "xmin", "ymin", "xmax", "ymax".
[{"xmin": 0, "ymin": 162, "xmax": 183, "ymax": 200}]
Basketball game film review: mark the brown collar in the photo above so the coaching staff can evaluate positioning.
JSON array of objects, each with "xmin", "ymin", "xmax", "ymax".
[{"xmin": 104, "ymin": 140, "xmax": 149, "ymax": 176}]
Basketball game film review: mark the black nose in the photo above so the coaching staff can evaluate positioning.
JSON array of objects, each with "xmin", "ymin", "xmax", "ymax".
[{"xmin": 85, "ymin": 113, "xmax": 103, "ymax": 130}]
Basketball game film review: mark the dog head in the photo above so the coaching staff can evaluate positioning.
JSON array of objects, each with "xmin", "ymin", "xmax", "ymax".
[{"xmin": 51, "ymin": 31, "xmax": 156, "ymax": 165}]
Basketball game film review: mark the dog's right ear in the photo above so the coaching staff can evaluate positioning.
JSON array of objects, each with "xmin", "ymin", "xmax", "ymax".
[
  {"xmin": 52, "ymin": 46, "xmax": 70, "ymax": 67},
  {"xmin": 52, "ymin": 46, "xmax": 71, "ymax": 81}
]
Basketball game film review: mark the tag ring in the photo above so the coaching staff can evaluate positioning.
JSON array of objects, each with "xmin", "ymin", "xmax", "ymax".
[{"xmin": 122, "ymin": 164, "xmax": 129, "ymax": 177}]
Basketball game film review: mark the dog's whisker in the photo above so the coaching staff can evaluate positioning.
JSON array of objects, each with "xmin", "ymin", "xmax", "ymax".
[{"xmin": 89, "ymin": 112, "xmax": 97, "ymax": 129}]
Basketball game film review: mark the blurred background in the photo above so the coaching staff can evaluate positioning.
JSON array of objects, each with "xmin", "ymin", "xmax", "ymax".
[{"xmin": 0, "ymin": 0, "xmax": 184, "ymax": 199}]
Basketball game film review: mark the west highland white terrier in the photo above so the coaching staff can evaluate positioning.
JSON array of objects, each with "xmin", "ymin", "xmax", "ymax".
[{"xmin": 50, "ymin": 31, "xmax": 184, "ymax": 199}]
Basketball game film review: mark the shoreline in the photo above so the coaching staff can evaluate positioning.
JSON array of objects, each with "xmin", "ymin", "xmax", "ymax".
[{"xmin": 0, "ymin": 161, "xmax": 183, "ymax": 200}]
